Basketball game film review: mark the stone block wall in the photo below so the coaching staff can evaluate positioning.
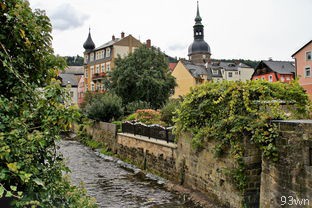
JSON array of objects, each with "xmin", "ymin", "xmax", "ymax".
[
  {"xmin": 260, "ymin": 120, "xmax": 312, "ymax": 208},
  {"xmin": 117, "ymin": 133, "xmax": 178, "ymax": 181},
  {"xmin": 86, "ymin": 121, "xmax": 118, "ymax": 152},
  {"xmin": 175, "ymin": 133, "xmax": 262, "ymax": 208}
]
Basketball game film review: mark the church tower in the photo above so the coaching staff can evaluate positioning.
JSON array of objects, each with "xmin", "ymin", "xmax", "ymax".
[{"xmin": 188, "ymin": 1, "xmax": 211, "ymax": 65}]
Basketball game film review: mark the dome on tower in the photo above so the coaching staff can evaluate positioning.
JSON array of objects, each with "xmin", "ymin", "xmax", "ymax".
[
  {"xmin": 188, "ymin": 1, "xmax": 211, "ymax": 63},
  {"xmin": 83, "ymin": 29, "xmax": 95, "ymax": 51},
  {"xmin": 188, "ymin": 39, "xmax": 210, "ymax": 56}
]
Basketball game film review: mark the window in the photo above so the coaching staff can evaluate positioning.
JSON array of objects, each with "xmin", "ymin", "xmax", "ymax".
[
  {"xmin": 70, "ymin": 91, "xmax": 74, "ymax": 98},
  {"xmin": 280, "ymin": 76, "xmax": 285, "ymax": 82},
  {"xmin": 269, "ymin": 75, "xmax": 273, "ymax": 82},
  {"xmin": 96, "ymin": 65, "xmax": 100, "ymax": 74},
  {"xmin": 85, "ymin": 69, "xmax": 88, "ymax": 78},
  {"xmin": 212, "ymin": 69, "xmax": 218, "ymax": 75},
  {"xmin": 306, "ymin": 51, "xmax": 311, "ymax": 60},
  {"xmin": 90, "ymin": 53, "xmax": 94, "ymax": 61},
  {"xmin": 106, "ymin": 63, "xmax": 111, "ymax": 71},
  {"xmin": 101, "ymin": 64, "xmax": 105, "ymax": 73},
  {"xmin": 228, "ymin": 72, "xmax": 233, "ymax": 78},
  {"xmin": 90, "ymin": 66, "xmax": 94, "ymax": 77},
  {"xmin": 235, "ymin": 72, "xmax": 238, "ymax": 75},
  {"xmin": 305, "ymin": 67, "xmax": 311, "ymax": 77},
  {"xmin": 106, "ymin": 48, "xmax": 111, "ymax": 57},
  {"xmin": 84, "ymin": 55, "xmax": 88, "ymax": 63},
  {"xmin": 91, "ymin": 83, "xmax": 95, "ymax": 91}
]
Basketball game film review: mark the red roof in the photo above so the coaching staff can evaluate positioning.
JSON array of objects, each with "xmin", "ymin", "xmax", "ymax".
[{"xmin": 169, "ymin": 63, "xmax": 177, "ymax": 71}]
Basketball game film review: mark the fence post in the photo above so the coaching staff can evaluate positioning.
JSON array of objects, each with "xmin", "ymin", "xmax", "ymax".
[{"xmin": 166, "ymin": 128, "xmax": 169, "ymax": 143}]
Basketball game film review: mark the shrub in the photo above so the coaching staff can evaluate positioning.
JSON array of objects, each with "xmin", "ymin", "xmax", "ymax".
[
  {"xmin": 174, "ymin": 80, "xmax": 311, "ymax": 192},
  {"xmin": 85, "ymin": 93, "xmax": 123, "ymax": 122},
  {"xmin": 135, "ymin": 109, "xmax": 164, "ymax": 125},
  {"xmin": 124, "ymin": 100, "xmax": 151, "ymax": 115},
  {"xmin": 160, "ymin": 99, "xmax": 180, "ymax": 126}
]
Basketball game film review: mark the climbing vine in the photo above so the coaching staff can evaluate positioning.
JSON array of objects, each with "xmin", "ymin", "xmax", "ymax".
[{"xmin": 174, "ymin": 80, "xmax": 311, "ymax": 192}]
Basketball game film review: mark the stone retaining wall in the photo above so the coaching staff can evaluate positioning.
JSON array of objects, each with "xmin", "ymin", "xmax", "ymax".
[
  {"xmin": 260, "ymin": 120, "xmax": 312, "ymax": 208},
  {"xmin": 117, "ymin": 133, "xmax": 178, "ymax": 181},
  {"xmin": 175, "ymin": 133, "xmax": 261, "ymax": 208}
]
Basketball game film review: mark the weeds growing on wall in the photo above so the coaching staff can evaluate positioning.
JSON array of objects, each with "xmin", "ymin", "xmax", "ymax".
[{"xmin": 174, "ymin": 80, "xmax": 311, "ymax": 192}]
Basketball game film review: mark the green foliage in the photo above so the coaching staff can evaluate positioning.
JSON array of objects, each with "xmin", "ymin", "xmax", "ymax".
[
  {"xmin": 0, "ymin": 1, "xmax": 96, "ymax": 207},
  {"xmin": 124, "ymin": 100, "xmax": 151, "ymax": 115},
  {"xmin": 64, "ymin": 55, "xmax": 84, "ymax": 66},
  {"xmin": 109, "ymin": 45, "xmax": 176, "ymax": 109},
  {"xmin": 84, "ymin": 93, "xmax": 123, "ymax": 122},
  {"xmin": 111, "ymin": 121, "xmax": 122, "ymax": 132},
  {"xmin": 174, "ymin": 80, "xmax": 310, "ymax": 192},
  {"xmin": 160, "ymin": 99, "xmax": 180, "ymax": 126}
]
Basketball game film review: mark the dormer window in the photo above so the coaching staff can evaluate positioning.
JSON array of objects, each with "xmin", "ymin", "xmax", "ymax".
[{"xmin": 106, "ymin": 48, "xmax": 111, "ymax": 57}]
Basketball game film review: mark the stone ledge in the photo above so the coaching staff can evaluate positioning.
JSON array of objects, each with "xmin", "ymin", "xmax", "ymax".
[
  {"xmin": 272, "ymin": 120, "xmax": 312, "ymax": 124},
  {"xmin": 118, "ymin": 133, "xmax": 178, "ymax": 149}
]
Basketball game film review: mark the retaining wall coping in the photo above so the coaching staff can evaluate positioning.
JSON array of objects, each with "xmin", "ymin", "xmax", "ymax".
[
  {"xmin": 272, "ymin": 120, "xmax": 312, "ymax": 124},
  {"xmin": 118, "ymin": 133, "xmax": 177, "ymax": 149}
]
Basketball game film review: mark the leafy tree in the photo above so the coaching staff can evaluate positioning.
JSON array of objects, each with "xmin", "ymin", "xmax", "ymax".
[
  {"xmin": 85, "ymin": 93, "xmax": 123, "ymax": 122},
  {"xmin": 0, "ymin": 0, "xmax": 96, "ymax": 207},
  {"xmin": 109, "ymin": 45, "xmax": 176, "ymax": 109},
  {"xmin": 124, "ymin": 100, "xmax": 151, "ymax": 115},
  {"xmin": 64, "ymin": 55, "xmax": 84, "ymax": 66}
]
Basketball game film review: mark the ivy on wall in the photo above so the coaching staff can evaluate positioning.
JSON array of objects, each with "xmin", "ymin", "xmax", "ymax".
[{"xmin": 174, "ymin": 80, "xmax": 311, "ymax": 192}]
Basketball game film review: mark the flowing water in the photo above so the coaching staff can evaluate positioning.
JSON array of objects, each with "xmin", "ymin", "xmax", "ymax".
[{"xmin": 58, "ymin": 140, "xmax": 202, "ymax": 208}]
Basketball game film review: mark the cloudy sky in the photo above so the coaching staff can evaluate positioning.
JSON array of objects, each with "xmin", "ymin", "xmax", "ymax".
[{"xmin": 28, "ymin": 0, "xmax": 312, "ymax": 61}]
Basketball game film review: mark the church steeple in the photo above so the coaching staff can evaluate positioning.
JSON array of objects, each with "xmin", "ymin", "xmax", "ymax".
[
  {"xmin": 83, "ymin": 28, "xmax": 95, "ymax": 52},
  {"xmin": 188, "ymin": 1, "xmax": 211, "ymax": 65},
  {"xmin": 193, "ymin": 1, "xmax": 204, "ymax": 40},
  {"xmin": 195, "ymin": 1, "xmax": 202, "ymax": 25}
]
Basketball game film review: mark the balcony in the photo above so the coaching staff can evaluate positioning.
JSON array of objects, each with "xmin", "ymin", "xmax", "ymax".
[{"xmin": 92, "ymin": 72, "xmax": 107, "ymax": 81}]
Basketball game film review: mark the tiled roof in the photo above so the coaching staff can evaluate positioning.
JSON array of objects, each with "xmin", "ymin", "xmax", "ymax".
[
  {"xmin": 94, "ymin": 39, "xmax": 120, "ymax": 50},
  {"xmin": 59, "ymin": 74, "xmax": 81, "ymax": 87},
  {"xmin": 182, "ymin": 60, "xmax": 212, "ymax": 79},
  {"xmin": 262, "ymin": 61, "xmax": 295, "ymax": 74},
  {"xmin": 63, "ymin": 66, "xmax": 84, "ymax": 75}
]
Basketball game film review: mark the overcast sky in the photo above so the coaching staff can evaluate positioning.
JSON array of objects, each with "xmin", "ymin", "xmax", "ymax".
[{"xmin": 28, "ymin": 0, "xmax": 312, "ymax": 61}]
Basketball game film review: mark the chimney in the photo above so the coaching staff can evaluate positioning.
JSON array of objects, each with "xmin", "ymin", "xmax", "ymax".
[
  {"xmin": 112, "ymin": 35, "xmax": 115, "ymax": 40},
  {"xmin": 146, "ymin": 39, "xmax": 151, "ymax": 48},
  {"xmin": 121, "ymin": 32, "xmax": 125, "ymax": 38}
]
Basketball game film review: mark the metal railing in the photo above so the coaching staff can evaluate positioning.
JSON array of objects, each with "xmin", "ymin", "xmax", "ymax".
[{"xmin": 121, "ymin": 121, "xmax": 175, "ymax": 143}]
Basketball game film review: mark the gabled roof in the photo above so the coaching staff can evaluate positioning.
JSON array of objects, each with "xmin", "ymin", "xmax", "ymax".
[
  {"xmin": 95, "ymin": 39, "xmax": 120, "ymax": 50},
  {"xmin": 181, "ymin": 60, "xmax": 212, "ymax": 79},
  {"xmin": 63, "ymin": 66, "xmax": 84, "ymax": 75},
  {"xmin": 59, "ymin": 74, "xmax": 81, "ymax": 87},
  {"xmin": 255, "ymin": 60, "xmax": 295, "ymax": 75},
  {"xmin": 292, "ymin": 40, "xmax": 312, "ymax": 57}
]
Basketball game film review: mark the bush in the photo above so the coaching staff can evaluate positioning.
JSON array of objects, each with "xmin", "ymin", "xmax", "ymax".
[
  {"xmin": 174, "ymin": 80, "xmax": 311, "ymax": 191},
  {"xmin": 124, "ymin": 100, "xmax": 151, "ymax": 115},
  {"xmin": 160, "ymin": 99, "xmax": 180, "ymax": 126},
  {"xmin": 135, "ymin": 109, "xmax": 164, "ymax": 125},
  {"xmin": 85, "ymin": 93, "xmax": 123, "ymax": 122}
]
